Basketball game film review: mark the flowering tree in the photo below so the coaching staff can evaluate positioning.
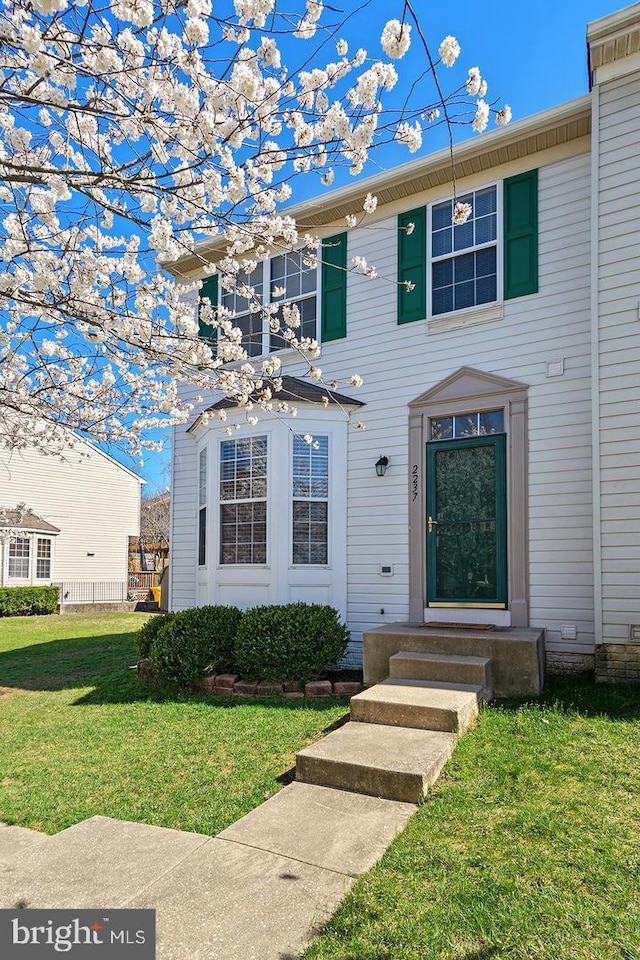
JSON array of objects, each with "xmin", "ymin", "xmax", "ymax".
[{"xmin": 0, "ymin": 0, "xmax": 510, "ymax": 455}]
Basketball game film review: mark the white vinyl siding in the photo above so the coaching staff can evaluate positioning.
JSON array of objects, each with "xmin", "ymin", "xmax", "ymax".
[
  {"xmin": 596, "ymin": 72, "xmax": 640, "ymax": 644},
  {"xmin": 299, "ymin": 151, "xmax": 594, "ymax": 664},
  {"xmin": 0, "ymin": 442, "xmax": 141, "ymax": 586}
]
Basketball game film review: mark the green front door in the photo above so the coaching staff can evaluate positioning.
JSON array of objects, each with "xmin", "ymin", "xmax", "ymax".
[{"xmin": 426, "ymin": 435, "xmax": 507, "ymax": 607}]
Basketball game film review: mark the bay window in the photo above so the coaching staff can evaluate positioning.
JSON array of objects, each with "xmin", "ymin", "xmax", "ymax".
[
  {"xmin": 292, "ymin": 435, "xmax": 329, "ymax": 565},
  {"xmin": 219, "ymin": 436, "xmax": 268, "ymax": 564}
]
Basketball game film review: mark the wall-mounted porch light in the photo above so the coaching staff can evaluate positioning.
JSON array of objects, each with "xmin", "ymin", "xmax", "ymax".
[{"xmin": 375, "ymin": 455, "xmax": 389, "ymax": 477}]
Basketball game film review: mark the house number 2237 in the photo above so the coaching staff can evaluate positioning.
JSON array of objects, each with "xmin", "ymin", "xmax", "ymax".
[{"xmin": 412, "ymin": 464, "xmax": 419, "ymax": 501}]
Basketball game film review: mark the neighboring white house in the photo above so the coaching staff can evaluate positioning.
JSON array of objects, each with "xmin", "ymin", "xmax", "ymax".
[
  {"xmin": 0, "ymin": 437, "xmax": 143, "ymax": 601},
  {"xmin": 168, "ymin": 3, "xmax": 640, "ymax": 684}
]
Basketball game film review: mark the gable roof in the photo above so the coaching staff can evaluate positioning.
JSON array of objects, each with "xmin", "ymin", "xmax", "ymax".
[
  {"xmin": 187, "ymin": 375, "xmax": 365, "ymax": 433},
  {"xmin": 0, "ymin": 510, "xmax": 60, "ymax": 535}
]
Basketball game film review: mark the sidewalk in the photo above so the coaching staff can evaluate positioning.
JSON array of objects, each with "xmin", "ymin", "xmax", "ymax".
[{"xmin": 0, "ymin": 783, "xmax": 416, "ymax": 959}]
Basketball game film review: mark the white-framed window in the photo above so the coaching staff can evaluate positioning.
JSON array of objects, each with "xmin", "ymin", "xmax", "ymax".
[
  {"xmin": 198, "ymin": 447, "xmax": 207, "ymax": 566},
  {"xmin": 292, "ymin": 435, "xmax": 329, "ymax": 565},
  {"xmin": 430, "ymin": 184, "xmax": 499, "ymax": 317},
  {"xmin": 36, "ymin": 537, "xmax": 52, "ymax": 579},
  {"xmin": 270, "ymin": 251, "xmax": 317, "ymax": 352},
  {"xmin": 217, "ymin": 251, "xmax": 318, "ymax": 358},
  {"xmin": 219, "ymin": 435, "xmax": 268, "ymax": 564},
  {"xmin": 219, "ymin": 265, "xmax": 264, "ymax": 358},
  {"xmin": 8, "ymin": 537, "xmax": 30, "ymax": 578}
]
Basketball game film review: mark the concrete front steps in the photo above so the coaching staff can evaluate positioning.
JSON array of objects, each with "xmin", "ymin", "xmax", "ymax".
[
  {"xmin": 296, "ymin": 651, "xmax": 493, "ymax": 803},
  {"xmin": 389, "ymin": 650, "xmax": 493, "ymax": 697}
]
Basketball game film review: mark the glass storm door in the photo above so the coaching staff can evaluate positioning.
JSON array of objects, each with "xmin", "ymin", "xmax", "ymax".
[{"xmin": 426, "ymin": 435, "xmax": 507, "ymax": 607}]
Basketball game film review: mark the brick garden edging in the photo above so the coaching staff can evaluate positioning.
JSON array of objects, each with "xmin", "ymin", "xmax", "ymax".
[{"xmin": 137, "ymin": 660, "xmax": 362, "ymax": 699}]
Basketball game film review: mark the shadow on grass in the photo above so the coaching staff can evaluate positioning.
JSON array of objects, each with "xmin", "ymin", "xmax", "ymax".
[
  {"xmin": 0, "ymin": 632, "xmax": 352, "ymax": 721},
  {"xmin": 493, "ymin": 674, "xmax": 640, "ymax": 722}
]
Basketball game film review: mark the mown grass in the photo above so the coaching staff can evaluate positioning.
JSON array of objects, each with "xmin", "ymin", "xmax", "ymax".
[
  {"xmin": 0, "ymin": 612, "xmax": 348, "ymax": 835},
  {"xmin": 305, "ymin": 678, "xmax": 640, "ymax": 960}
]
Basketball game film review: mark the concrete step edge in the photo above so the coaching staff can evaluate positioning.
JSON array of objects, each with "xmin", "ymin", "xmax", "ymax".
[{"xmin": 390, "ymin": 650, "xmax": 492, "ymax": 666}]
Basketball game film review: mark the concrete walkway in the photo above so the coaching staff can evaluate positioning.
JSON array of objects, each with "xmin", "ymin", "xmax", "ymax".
[
  {"xmin": 1, "ymin": 652, "xmax": 491, "ymax": 958},
  {"xmin": 0, "ymin": 786, "xmax": 415, "ymax": 959}
]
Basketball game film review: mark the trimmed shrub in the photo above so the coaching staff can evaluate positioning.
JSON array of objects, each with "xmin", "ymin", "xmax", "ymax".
[
  {"xmin": 135, "ymin": 611, "xmax": 175, "ymax": 659},
  {"xmin": 234, "ymin": 603, "xmax": 349, "ymax": 684},
  {"xmin": 0, "ymin": 585, "xmax": 59, "ymax": 617},
  {"xmin": 149, "ymin": 605, "xmax": 242, "ymax": 688}
]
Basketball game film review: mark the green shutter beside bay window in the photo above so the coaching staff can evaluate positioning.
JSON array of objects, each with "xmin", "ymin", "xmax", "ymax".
[
  {"xmin": 199, "ymin": 274, "xmax": 218, "ymax": 354},
  {"xmin": 503, "ymin": 169, "xmax": 538, "ymax": 300},
  {"xmin": 397, "ymin": 206, "xmax": 426, "ymax": 324},
  {"xmin": 321, "ymin": 232, "xmax": 347, "ymax": 342}
]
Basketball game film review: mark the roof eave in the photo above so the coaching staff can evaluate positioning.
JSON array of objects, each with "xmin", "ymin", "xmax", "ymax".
[{"xmin": 168, "ymin": 93, "xmax": 592, "ymax": 279}]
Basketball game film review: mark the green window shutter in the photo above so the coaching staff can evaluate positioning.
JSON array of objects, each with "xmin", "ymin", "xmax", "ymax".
[
  {"xmin": 199, "ymin": 274, "xmax": 218, "ymax": 355},
  {"xmin": 504, "ymin": 169, "xmax": 538, "ymax": 300},
  {"xmin": 397, "ymin": 206, "xmax": 426, "ymax": 324},
  {"xmin": 321, "ymin": 232, "xmax": 347, "ymax": 342}
]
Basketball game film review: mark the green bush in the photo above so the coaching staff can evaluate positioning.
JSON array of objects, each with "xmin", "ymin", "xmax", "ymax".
[
  {"xmin": 135, "ymin": 611, "xmax": 175, "ymax": 659},
  {"xmin": 234, "ymin": 603, "xmax": 349, "ymax": 684},
  {"xmin": 149, "ymin": 605, "xmax": 242, "ymax": 688},
  {"xmin": 0, "ymin": 585, "xmax": 59, "ymax": 617}
]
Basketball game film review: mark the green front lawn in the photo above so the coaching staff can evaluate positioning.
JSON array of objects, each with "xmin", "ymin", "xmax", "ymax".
[
  {"xmin": 0, "ymin": 612, "xmax": 348, "ymax": 835},
  {"xmin": 305, "ymin": 678, "xmax": 640, "ymax": 960}
]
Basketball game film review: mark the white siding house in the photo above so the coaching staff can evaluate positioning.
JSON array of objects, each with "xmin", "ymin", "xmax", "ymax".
[
  {"xmin": 169, "ymin": 4, "xmax": 640, "ymax": 684},
  {"xmin": 0, "ymin": 437, "xmax": 143, "ymax": 601}
]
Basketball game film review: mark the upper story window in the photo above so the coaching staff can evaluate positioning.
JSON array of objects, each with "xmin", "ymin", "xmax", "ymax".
[
  {"xmin": 398, "ymin": 170, "xmax": 538, "ymax": 325},
  {"xmin": 216, "ymin": 252, "xmax": 317, "ymax": 359},
  {"xmin": 8, "ymin": 537, "xmax": 30, "ymax": 578},
  {"xmin": 270, "ymin": 252, "xmax": 317, "ymax": 352},
  {"xmin": 431, "ymin": 185, "xmax": 498, "ymax": 316},
  {"xmin": 220, "ymin": 266, "xmax": 264, "ymax": 359}
]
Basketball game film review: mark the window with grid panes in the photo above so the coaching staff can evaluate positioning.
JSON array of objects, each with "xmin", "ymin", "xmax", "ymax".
[
  {"xmin": 36, "ymin": 538, "xmax": 51, "ymax": 578},
  {"xmin": 292, "ymin": 435, "xmax": 328, "ymax": 564},
  {"xmin": 431, "ymin": 185, "xmax": 498, "ymax": 316},
  {"xmin": 219, "ymin": 436, "xmax": 267, "ymax": 564},
  {"xmin": 198, "ymin": 447, "xmax": 207, "ymax": 566},
  {"xmin": 8, "ymin": 537, "xmax": 30, "ymax": 578},
  {"xmin": 269, "ymin": 251, "xmax": 317, "ymax": 351},
  {"xmin": 219, "ymin": 265, "xmax": 264, "ymax": 358}
]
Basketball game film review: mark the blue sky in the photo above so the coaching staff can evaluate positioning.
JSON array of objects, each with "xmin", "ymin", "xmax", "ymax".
[{"xmin": 116, "ymin": 0, "xmax": 619, "ymax": 490}]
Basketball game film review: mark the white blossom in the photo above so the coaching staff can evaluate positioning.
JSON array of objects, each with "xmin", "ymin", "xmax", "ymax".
[
  {"xmin": 466, "ymin": 67, "xmax": 482, "ymax": 97},
  {"xmin": 380, "ymin": 19, "xmax": 411, "ymax": 59},
  {"xmin": 472, "ymin": 99, "xmax": 490, "ymax": 133},
  {"xmin": 453, "ymin": 201, "xmax": 472, "ymax": 225},
  {"xmin": 395, "ymin": 120, "xmax": 422, "ymax": 153},
  {"xmin": 496, "ymin": 104, "xmax": 512, "ymax": 126},
  {"xmin": 363, "ymin": 192, "xmax": 377, "ymax": 214},
  {"xmin": 438, "ymin": 35, "xmax": 461, "ymax": 67}
]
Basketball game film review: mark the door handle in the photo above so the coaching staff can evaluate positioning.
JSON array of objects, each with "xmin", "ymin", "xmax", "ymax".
[{"xmin": 427, "ymin": 516, "xmax": 438, "ymax": 534}]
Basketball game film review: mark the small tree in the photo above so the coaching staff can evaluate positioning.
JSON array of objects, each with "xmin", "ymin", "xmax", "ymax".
[
  {"xmin": 0, "ymin": 0, "xmax": 509, "ymax": 455},
  {"xmin": 139, "ymin": 491, "xmax": 170, "ymax": 570}
]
